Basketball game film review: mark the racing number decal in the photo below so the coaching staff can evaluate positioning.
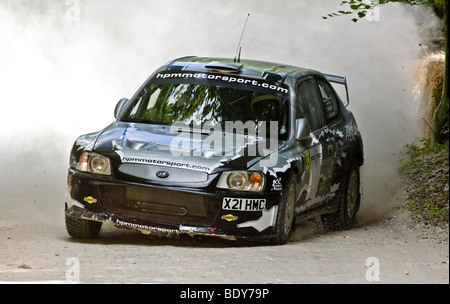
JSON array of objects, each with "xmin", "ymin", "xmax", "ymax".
[
  {"xmin": 305, "ymin": 151, "xmax": 310, "ymax": 172},
  {"xmin": 301, "ymin": 145, "xmax": 323, "ymax": 202}
]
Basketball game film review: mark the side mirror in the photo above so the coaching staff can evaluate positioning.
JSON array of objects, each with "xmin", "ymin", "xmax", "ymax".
[
  {"xmin": 295, "ymin": 118, "xmax": 311, "ymax": 141},
  {"xmin": 114, "ymin": 98, "xmax": 129, "ymax": 118}
]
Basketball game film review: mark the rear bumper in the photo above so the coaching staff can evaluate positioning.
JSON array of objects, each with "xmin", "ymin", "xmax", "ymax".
[{"xmin": 65, "ymin": 168, "xmax": 282, "ymax": 241}]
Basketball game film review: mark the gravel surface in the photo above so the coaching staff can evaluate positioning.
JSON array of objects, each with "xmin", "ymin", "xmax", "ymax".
[{"xmin": 0, "ymin": 187, "xmax": 448, "ymax": 284}]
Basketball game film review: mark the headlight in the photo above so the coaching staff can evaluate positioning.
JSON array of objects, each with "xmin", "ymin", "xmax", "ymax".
[
  {"xmin": 76, "ymin": 152, "xmax": 111, "ymax": 175},
  {"xmin": 90, "ymin": 155, "xmax": 110, "ymax": 174},
  {"xmin": 217, "ymin": 171, "xmax": 265, "ymax": 192},
  {"xmin": 227, "ymin": 172, "xmax": 248, "ymax": 190}
]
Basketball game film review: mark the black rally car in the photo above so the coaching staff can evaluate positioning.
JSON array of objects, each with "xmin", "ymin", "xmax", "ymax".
[{"xmin": 65, "ymin": 56, "xmax": 364, "ymax": 244}]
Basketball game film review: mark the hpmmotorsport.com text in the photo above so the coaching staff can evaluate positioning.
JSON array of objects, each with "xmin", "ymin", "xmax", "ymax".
[{"xmin": 155, "ymin": 72, "xmax": 289, "ymax": 94}]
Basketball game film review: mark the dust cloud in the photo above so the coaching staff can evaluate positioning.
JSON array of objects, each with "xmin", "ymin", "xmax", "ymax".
[{"xmin": 0, "ymin": 0, "xmax": 429, "ymax": 227}]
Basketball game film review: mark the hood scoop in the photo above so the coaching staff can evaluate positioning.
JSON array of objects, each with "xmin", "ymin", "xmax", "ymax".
[
  {"xmin": 124, "ymin": 138, "xmax": 155, "ymax": 150},
  {"xmin": 123, "ymin": 138, "xmax": 195, "ymax": 154}
]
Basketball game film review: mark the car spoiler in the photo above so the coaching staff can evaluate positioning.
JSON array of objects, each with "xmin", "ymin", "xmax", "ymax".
[{"xmin": 324, "ymin": 74, "xmax": 350, "ymax": 106}]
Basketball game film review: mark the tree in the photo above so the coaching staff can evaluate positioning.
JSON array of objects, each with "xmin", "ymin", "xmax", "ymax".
[{"xmin": 324, "ymin": 0, "xmax": 448, "ymax": 144}]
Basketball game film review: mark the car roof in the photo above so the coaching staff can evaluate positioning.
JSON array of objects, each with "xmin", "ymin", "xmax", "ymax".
[{"xmin": 163, "ymin": 56, "xmax": 323, "ymax": 84}]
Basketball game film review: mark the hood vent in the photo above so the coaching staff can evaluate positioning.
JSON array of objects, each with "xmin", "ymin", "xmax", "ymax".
[{"xmin": 125, "ymin": 139, "xmax": 152, "ymax": 150}]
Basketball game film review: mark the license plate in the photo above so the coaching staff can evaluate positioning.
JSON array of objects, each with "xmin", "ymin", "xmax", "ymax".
[{"xmin": 222, "ymin": 197, "xmax": 266, "ymax": 211}]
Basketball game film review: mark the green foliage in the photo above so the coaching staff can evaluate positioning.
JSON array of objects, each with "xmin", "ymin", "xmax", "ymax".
[
  {"xmin": 19, "ymin": 263, "xmax": 32, "ymax": 269},
  {"xmin": 430, "ymin": 85, "xmax": 448, "ymax": 140},
  {"xmin": 438, "ymin": 96, "xmax": 449, "ymax": 136},
  {"xmin": 323, "ymin": 0, "xmax": 444, "ymax": 22},
  {"xmin": 403, "ymin": 137, "xmax": 447, "ymax": 158}
]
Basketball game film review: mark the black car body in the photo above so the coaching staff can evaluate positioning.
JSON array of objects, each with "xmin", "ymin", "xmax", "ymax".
[{"xmin": 65, "ymin": 56, "xmax": 364, "ymax": 244}]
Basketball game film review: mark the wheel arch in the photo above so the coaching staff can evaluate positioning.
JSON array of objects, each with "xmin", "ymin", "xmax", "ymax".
[{"xmin": 353, "ymin": 141, "xmax": 364, "ymax": 167}]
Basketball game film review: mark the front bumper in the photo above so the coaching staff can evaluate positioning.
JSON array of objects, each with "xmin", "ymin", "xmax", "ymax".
[{"xmin": 65, "ymin": 168, "xmax": 282, "ymax": 241}]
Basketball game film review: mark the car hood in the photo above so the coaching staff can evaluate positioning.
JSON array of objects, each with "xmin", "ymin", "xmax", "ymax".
[{"xmin": 92, "ymin": 122, "xmax": 283, "ymax": 174}]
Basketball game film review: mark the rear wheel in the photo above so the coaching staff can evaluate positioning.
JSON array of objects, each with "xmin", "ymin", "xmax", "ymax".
[
  {"xmin": 272, "ymin": 179, "xmax": 296, "ymax": 245},
  {"xmin": 322, "ymin": 158, "xmax": 360, "ymax": 231},
  {"xmin": 65, "ymin": 214, "xmax": 102, "ymax": 239}
]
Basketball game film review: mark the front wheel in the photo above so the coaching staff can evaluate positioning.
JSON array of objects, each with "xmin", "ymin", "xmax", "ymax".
[
  {"xmin": 65, "ymin": 213, "xmax": 102, "ymax": 239},
  {"xmin": 272, "ymin": 179, "xmax": 296, "ymax": 245},
  {"xmin": 322, "ymin": 158, "xmax": 360, "ymax": 231}
]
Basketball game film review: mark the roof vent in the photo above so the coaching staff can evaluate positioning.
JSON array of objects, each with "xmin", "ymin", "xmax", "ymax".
[{"xmin": 205, "ymin": 61, "xmax": 243, "ymax": 73}]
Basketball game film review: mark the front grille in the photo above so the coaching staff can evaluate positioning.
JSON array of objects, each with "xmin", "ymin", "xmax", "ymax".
[
  {"xmin": 100, "ymin": 185, "xmax": 215, "ymax": 226},
  {"xmin": 134, "ymin": 201, "xmax": 187, "ymax": 216},
  {"xmin": 124, "ymin": 187, "xmax": 206, "ymax": 217}
]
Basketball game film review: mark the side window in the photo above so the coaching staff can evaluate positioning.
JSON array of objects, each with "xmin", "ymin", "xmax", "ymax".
[
  {"xmin": 316, "ymin": 78, "xmax": 340, "ymax": 124},
  {"xmin": 296, "ymin": 79, "xmax": 324, "ymax": 131}
]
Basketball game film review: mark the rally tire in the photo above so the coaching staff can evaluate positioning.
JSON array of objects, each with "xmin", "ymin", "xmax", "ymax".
[
  {"xmin": 65, "ymin": 214, "xmax": 102, "ymax": 239},
  {"xmin": 272, "ymin": 179, "xmax": 296, "ymax": 245},
  {"xmin": 322, "ymin": 158, "xmax": 360, "ymax": 231}
]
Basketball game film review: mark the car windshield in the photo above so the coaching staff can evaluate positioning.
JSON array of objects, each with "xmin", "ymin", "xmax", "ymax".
[{"xmin": 122, "ymin": 82, "xmax": 289, "ymax": 140}]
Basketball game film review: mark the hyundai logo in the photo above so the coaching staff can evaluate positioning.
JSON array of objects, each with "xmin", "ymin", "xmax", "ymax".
[{"xmin": 156, "ymin": 171, "xmax": 169, "ymax": 178}]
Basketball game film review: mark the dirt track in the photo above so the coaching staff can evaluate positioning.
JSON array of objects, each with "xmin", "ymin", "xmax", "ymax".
[{"xmin": 0, "ymin": 190, "xmax": 448, "ymax": 284}]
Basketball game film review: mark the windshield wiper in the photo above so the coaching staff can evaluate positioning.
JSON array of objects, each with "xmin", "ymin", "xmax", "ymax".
[
  {"xmin": 121, "ymin": 118, "xmax": 170, "ymax": 125},
  {"xmin": 175, "ymin": 126, "xmax": 212, "ymax": 135}
]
